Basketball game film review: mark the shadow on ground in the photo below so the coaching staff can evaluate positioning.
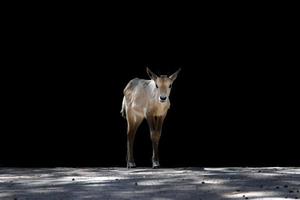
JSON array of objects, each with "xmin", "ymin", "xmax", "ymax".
[{"xmin": 0, "ymin": 167, "xmax": 299, "ymax": 200}]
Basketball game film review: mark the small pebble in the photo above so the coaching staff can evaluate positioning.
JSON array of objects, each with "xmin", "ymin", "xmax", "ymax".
[
  {"xmin": 245, "ymin": 198, "xmax": 248, "ymax": 199},
  {"xmin": 289, "ymin": 190, "xmax": 294, "ymax": 193},
  {"xmin": 284, "ymin": 185, "xmax": 288, "ymax": 188},
  {"xmin": 236, "ymin": 189, "xmax": 241, "ymax": 192},
  {"xmin": 276, "ymin": 186, "xmax": 280, "ymax": 189},
  {"xmin": 72, "ymin": 178, "xmax": 75, "ymax": 181},
  {"xmin": 201, "ymin": 181, "xmax": 205, "ymax": 184},
  {"xmin": 134, "ymin": 182, "xmax": 138, "ymax": 186},
  {"xmin": 297, "ymin": 190, "xmax": 299, "ymax": 193},
  {"xmin": 258, "ymin": 170, "xmax": 261, "ymax": 173},
  {"xmin": 242, "ymin": 195, "xmax": 245, "ymax": 197}
]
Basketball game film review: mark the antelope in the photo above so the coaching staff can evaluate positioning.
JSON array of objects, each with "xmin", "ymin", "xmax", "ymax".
[{"xmin": 121, "ymin": 67, "xmax": 181, "ymax": 168}]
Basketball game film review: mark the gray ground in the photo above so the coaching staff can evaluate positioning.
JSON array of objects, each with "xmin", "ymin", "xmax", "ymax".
[{"xmin": 0, "ymin": 167, "xmax": 299, "ymax": 200}]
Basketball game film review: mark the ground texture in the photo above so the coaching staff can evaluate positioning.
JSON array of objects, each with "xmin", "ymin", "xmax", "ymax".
[{"xmin": 0, "ymin": 167, "xmax": 300, "ymax": 200}]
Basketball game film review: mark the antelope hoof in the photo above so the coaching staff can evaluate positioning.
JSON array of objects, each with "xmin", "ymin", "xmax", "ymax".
[
  {"xmin": 127, "ymin": 162, "xmax": 136, "ymax": 169},
  {"xmin": 152, "ymin": 161, "xmax": 160, "ymax": 169}
]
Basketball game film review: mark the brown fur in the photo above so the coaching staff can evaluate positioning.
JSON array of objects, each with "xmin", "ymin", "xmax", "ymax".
[{"xmin": 121, "ymin": 68, "xmax": 181, "ymax": 168}]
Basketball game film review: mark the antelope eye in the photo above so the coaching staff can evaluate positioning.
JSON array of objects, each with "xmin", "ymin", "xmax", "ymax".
[
  {"xmin": 169, "ymin": 84, "xmax": 172, "ymax": 88},
  {"xmin": 155, "ymin": 84, "xmax": 158, "ymax": 88}
]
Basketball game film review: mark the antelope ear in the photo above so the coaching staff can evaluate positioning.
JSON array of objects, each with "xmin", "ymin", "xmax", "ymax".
[
  {"xmin": 146, "ymin": 67, "xmax": 158, "ymax": 80},
  {"xmin": 169, "ymin": 68, "xmax": 181, "ymax": 81}
]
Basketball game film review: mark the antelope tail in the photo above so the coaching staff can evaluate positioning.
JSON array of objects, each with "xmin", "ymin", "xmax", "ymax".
[{"xmin": 121, "ymin": 97, "xmax": 126, "ymax": 119}]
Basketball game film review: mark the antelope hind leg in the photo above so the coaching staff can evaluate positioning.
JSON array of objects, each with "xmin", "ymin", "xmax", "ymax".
[{"xmin": 126, "ymin": 114, "xmax": 143, "ymax": 169}]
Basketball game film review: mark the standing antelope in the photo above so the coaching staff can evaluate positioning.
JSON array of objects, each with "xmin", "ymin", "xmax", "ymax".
[{"xmin": 121, "ymin": 67, "xmax": 181, "ymax": 168}]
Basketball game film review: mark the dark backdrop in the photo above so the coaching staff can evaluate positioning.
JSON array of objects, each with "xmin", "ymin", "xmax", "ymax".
[
  {"xmin": 1, "ymin": 0, "xmax": 298, "ymax": 167},
  {"xmin": 1, "ymin": 62, "xmax": 298, "ymax": 167}
]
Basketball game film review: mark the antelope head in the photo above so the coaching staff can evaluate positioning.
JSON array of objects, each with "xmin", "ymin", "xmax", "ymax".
[{"xmin": 146, "ymin": 67, "xmax": 181, "ymax": 103}]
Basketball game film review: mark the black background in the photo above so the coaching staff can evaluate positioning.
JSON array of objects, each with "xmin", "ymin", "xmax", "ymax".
[
  {"xmin": 2, "ymin": 62, "xmax": 298, "ymax": 167},
  {"xmin": 1, "ymin": 11, "xmax": 298, "ymax": 167}
]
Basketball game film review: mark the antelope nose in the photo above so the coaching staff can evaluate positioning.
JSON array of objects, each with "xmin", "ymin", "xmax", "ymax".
[{"xmin": 160, "ymin": 96, "xmax": 167, "ymax": 101}]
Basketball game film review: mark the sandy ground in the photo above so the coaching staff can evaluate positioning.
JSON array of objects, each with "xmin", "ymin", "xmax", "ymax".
[{"xmin": 0, "ymin": 167, "xmax": 299, "ymax": 200}]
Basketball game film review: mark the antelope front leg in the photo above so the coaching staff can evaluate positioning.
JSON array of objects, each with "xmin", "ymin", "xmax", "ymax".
[
  {"xmin": 150, "ymin": 130, "xmax": 161, "ymax": 168},
  {"xmin": 148, "ymin": 115, "xmax": 165, "ymax": 169}
]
